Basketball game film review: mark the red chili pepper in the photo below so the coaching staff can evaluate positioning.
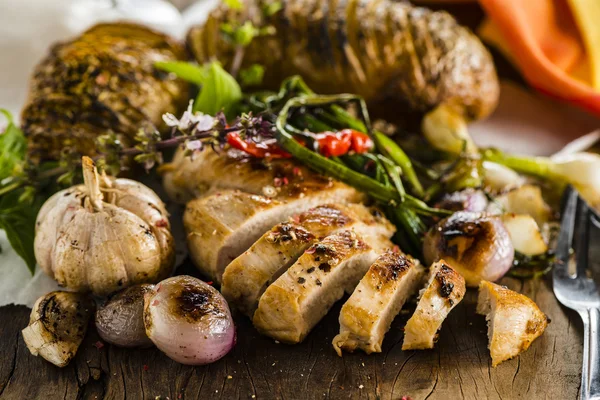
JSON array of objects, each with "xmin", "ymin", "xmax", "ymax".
[
  {"xmin": 316, "ymin": 129, "xmax": 372, "ymax": 157},
  {"xmin": 349, "ymin": 130, "xmax": 373, "ymax": 153},
  {"xmin": 226, "ymin": 132, "xmax": 291, "ymax": 159}
]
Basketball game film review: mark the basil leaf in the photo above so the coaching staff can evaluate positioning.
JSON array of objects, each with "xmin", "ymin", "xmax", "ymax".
[
  {"xmin": 195, "ymin": 62, "xmax": 242, "ymax": 118},
  {"xmin": 154, "ymin": 61, "xmax": 206, "ymax": 86},
  {"xmin": 0, "ymin": 109, "xmax": 27, "ymax": 180},
  {"xmin": 239, "ymin": 64, "xmax": 265, "ymax": 87},
  {"xmin": 0, "ymin": 204, "xmax": 37, "ymax": 274},
  {"xmin": 0, "ymin": 110, "xmax": 40, "ymax": 274},
  {"xmin": 154, "ymin": 61, "xmax": 242, "ymax": 119}
]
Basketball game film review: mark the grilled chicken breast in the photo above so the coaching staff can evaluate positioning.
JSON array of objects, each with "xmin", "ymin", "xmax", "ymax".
[
  {"xmin": 184, "ymin": 186, "xmax": 362, "ymax": 282},
  {"xmin": 333, "ymin": 251, "xmax": 425, "ymax": 355},
  {"xmin": 221, "ymin": 204, "xmax": 395, "ymax": 317},
  {"xmin": 402, "ymin": 260, "xmax": 466, "ymax": 350},
  {"xmin": 253, "ymin": 230, "xmax": 384, "ymax": 343},
  {"xmin": 164, "ymin": 149, "xmax": 363, "ymax": 204},
  {"xmin": 477, "ymin": 281, "xmax": 549, "ymax": 367}
]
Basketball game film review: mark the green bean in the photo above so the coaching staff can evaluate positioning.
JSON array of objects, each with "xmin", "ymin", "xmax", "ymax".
[{"xmin": 373, "ymin": 131, "xmax": 424, "ymax": 197}]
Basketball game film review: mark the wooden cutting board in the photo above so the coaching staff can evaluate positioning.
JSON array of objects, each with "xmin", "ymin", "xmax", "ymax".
[
  {"xmin": 0, "ymin": 261, "xmax": 583, "ymax": 400},
  {"xmin": 0, "ymin": 4, "xmax": 586, "ymax": 399}
]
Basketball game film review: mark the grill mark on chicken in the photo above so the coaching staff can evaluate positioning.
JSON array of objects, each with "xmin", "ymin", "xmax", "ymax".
[
  {"xmin": 333, "ymin": 251, "xmax": 424, "ymax": 355},
  {"xmin": 369, "ymin": 251, "xmax": 412, "ymax": 284},
  {"xmin": 436, "ymin": 263, "xmax": 455, "ymax": 303},
  {"xmin": 402, "ymin": 261, "xmax": 465, "ymax": 351},
  {"xmin": 253, "ymin": 230, "xmax": 378, "ymax": 344}
]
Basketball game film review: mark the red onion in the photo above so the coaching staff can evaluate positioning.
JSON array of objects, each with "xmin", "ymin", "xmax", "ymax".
[
  {"xmin": 95, "ymin": 284, "xmax": 154, "ymax": 348},
  {"xmin": 423, "ymin": 212, "xmax": 514, "ymax": 287},
  {"xmin": 434, "ymin": 188, "xmax": 488, "ymax": 213},
  {"xmin": 143, "ymin": 275, "xmax": 235, "ymax": 365}
]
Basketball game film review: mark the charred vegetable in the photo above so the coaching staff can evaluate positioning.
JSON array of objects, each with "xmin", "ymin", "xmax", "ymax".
[
  {"xmin": 188, "ymin": 0, "xmax": 499, "ymax": 121},
  {"xmin": 21, "ymin": 22, "xmax": 189, "ymax": 163},
  {"xmin": 423, "ymin": 211, "xmax": 514, "ymax": 286},
  {"xmin": 143, "ymin": 276, "xmax": 236, "ymax": 365},
  {"xmin": 22, "ymin": 291, "xmax": 95, "ymax": 367},
  {"xmin": 95, "ymin": 284, "xmax": 155, "ymax": 348},
  {"xmin": 34, "ymin": 157, "xmax": 175, "ymax": 296}
]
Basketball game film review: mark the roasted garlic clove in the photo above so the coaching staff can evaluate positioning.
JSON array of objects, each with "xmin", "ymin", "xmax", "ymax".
[
  {"xmin": 34, "ymin": 157, "xmax": 175, "ymax": 296},
  {"xmin": 22, "ymin": 291, "xmax": 95, "ymax": 367},
  {"xmin": 95, "ymin": 284, "xmax": 154, "ymax": 348}
]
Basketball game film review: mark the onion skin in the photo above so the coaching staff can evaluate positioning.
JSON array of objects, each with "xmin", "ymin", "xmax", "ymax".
[
  {"xmin": 144, "ymin": 275, "xmax": 235, "ymax": 365},
  {"xmin": 423, "ymin": 212, "xmax": 514, "ymax": 286},
  {"xmin": 95, "ymin": 284, "xmax": 154, "ymax": 348},
  {"xmin": 435, "ymin": 189, "xmax": 488, "ymax": 213}
]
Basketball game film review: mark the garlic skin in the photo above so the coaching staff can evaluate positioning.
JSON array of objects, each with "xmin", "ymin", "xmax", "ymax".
[
  {"xmin": 144, "ymin": 275, "xmax": 235, "ymax": 365},
  {"xmin": 22, "ymin": 291, "xmax": 95, "ymax": 367},
  {"xmin": 34, "ymin": 157, "xmax": 175, "ymax": 296},
  {"xmin": 95, "ymin": 284, "xmax": 154, "ymax": 348}
]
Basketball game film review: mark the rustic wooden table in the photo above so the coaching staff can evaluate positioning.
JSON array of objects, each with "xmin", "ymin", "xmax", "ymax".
[
  {"xmin": 0, "ymin": 273, "xmax": 583, "ymax": 399},
  {"xmin": 0, "ymin": 4, "xmax": 585, "ymax": 400}
]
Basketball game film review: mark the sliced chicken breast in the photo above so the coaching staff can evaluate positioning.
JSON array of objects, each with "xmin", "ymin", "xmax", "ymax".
[
  {"xmin": 184, "ymin": 186, "xmax": 362, "ymax": 282},
  {"xmin": 402, "ymin": 260, "xmax": 466, "ymax": 350},
  {"xmin": 253, "ymin": 230, "xmax": 384, "ymax": 344},
  {"xmin": 164, "ymin": 148, "xmax": 363, "ymax": 203},
  {"xmin": 221, "ymin": 204, "xmax": 395, "ymax": 317},
  {"xmin": 333, "ymin": 251, "xmax": 425, "ymax": 355},
  {"xmin": 477, "ymin": 280, "xmax": 549, "ymax": 367}
]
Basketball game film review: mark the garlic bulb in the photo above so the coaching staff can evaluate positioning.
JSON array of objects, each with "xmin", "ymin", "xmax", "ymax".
[
  {"xmin": 22, "ymin": 291, "xmax": 95, "ymax": 367},
  {"xmin": 144, "ymin": 275, "xmax": 236, "ymax": 365},
  {"xmin": 34, "ymin": 157, "xmax": 175, "ymax": 296}
]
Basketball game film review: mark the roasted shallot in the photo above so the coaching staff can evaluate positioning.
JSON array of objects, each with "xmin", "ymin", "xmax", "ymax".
[
  {"xmin": 95, "ymin": 284, "xmax": 154, "ymax": 348},
  {"xmin": 144, "ymin": 276, "xmax": 235, "ymax": 365},
  {"xmin": 423, "ymin": 212, "xmax": 514, "ymax": 286}
]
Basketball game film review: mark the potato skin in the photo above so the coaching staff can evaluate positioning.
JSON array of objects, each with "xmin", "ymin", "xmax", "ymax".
[
  {"xmin": 21, "ymin": 22, "xmax": 190, "ymax": 163},
  {"xmin": 187, "ymin": 0, "xmax": 499, "ymax": 121}
]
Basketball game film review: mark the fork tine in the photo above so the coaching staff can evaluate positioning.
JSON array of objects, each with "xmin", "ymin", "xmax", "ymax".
[
  {"xmin": 555, "ymin": 186, "xmax": 578, "ymax": 269},
  {"xmin": 575, "ymin": 197, "xmax": 591, "ymax": 278}
]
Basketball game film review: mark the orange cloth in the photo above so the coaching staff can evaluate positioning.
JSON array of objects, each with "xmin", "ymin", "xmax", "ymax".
[{"xmin": 479, "ymin": 0, "xmax": 600, "ymax": 115}]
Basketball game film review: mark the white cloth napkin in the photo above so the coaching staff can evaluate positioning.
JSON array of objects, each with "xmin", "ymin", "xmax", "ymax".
[{"xmin": 0, "ymin": 0, "xmax": 598, "ymax": 307}]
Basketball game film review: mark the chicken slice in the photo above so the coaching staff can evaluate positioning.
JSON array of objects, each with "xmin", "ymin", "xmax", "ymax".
[
  {"xmin": 253, "ymin": 230, "xmax": 384, "ymax": 344},
  {"xmin": 333, "ymin": 251, "xmax": 425, "ymax": 355},
  {"xmin": 221, "ymin": 203, "xmax": 395, "ymax": 317},
  {"xmin": 402, "ymin": 260, "xmax": 466, "ymax": 350},
  {"xmin": 184, "ymin": 187, "xmax": 361, "ymax": 283},
  {"xmin": 163, "ymin": 148, "xmax": 363, "ymax": 203},
  {"xmin": 476, "ymin": 280, "xmax": 549, "ymax": 366}
]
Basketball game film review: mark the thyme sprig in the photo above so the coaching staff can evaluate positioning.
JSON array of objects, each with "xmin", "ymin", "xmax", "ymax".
[{"xmin": 0, "ymin": 105, "xmax": 275, "ymax": 198}]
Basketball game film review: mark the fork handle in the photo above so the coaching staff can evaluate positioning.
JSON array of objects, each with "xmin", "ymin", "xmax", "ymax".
[{"xmin": 579, "ymin": 307, "xmax": 600, "ymax": 400}]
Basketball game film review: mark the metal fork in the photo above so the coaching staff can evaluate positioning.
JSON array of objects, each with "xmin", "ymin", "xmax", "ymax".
[{"xmin": 553, "ymin": 186, "xmax": 600, "ymax": 400}]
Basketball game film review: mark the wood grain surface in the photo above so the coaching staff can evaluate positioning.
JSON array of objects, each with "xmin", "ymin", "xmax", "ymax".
[
  {"xmin": 0, "ymin": 268, "xmax": 584, "ymax": 400},
  {"xmin": 0, "ymin": 4, "xmax": 586, "ymax": 400}
]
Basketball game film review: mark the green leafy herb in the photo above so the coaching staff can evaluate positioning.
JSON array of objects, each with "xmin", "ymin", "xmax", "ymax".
[
  {"xmin": 154, "ymin": 61, "xmax": 206, "ymax": 85},
  {"xmin": 156, "ymin": 61, "xmax": 242, "ymax": 119},
  {"xmin": 0, "ymin": 109, "xmax": 27, "ymax": 179},
  {"xmin": 223, "ymin": 0, "xmax": 243, "ymax": 10},
  {"xmin": 262, "ymin": 1, "xmax": 282, "ymax": 16},
  {"xmin": 239, "ymin": 64, "xmax": 265, "ymax": 87},
  {"xmin": 195, "ymin": 62, "xmax": 242, "ymax": 118},
  {"xmin": 0, "ymin": 110, "xmax": 39, "ymax": 274}
]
